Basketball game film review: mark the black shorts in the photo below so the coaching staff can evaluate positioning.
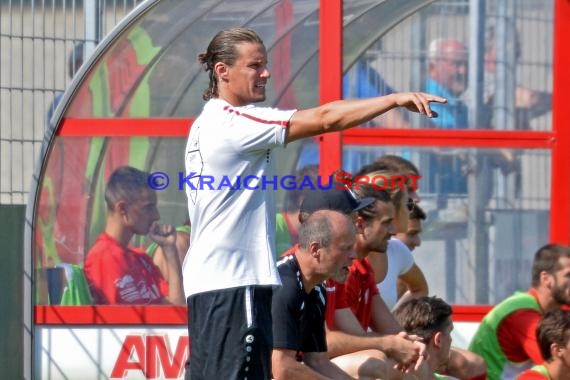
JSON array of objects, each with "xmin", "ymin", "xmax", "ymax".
[{"xmin": 186, "ymin": 285, "xmax": 273, "ymax": 380}]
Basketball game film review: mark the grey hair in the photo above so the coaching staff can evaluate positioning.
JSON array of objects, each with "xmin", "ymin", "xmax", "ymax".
[{"xmin": 298, "ymin": 212, "xmax": 333, "ymax": 250}]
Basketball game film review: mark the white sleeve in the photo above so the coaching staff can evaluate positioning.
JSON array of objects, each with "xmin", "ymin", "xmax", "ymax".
[
  {"xmin": 390, "ymin": 239, "xmax": 415, "ymax": 275},
  {"xmin": 227, "ymin": 105, "xmax": 296, "ymax": 151}
]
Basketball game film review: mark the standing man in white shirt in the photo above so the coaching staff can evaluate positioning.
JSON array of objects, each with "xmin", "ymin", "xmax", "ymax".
[{"xmin": 183, "ymin": 26, "xmax": 446, "ymax": 380}]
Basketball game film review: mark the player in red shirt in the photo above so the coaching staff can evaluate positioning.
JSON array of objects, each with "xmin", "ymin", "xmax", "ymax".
[
  {"xmin": 85, "ymin": 166, "xmax": 185, "ymax": 305},
  {"xmin": 517, "ymin": 309, "xmax": 570, "ymax": 380},
  {"xmin": 325, "ymin": 184, "xmax": 430, "ymax": 378}
]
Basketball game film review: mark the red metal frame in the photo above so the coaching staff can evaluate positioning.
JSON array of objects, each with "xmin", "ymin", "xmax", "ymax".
[
  {"xmin": 35, "ymin": 305, "xmax": 490, "ymax": 325},
  {"xmin": 38, "ymin": 1, "xmax": 569, "ymax": 327},
  {"xmin": 343, "ymin": 128, "xmax": 555, "ymax": 149},
  {"xmin": 315, "ymin": 0, "xmax": 569, "ymax": 322},
  {"xmin": 57, "ymin": 118, "xmax": 192, "ymax": 137},
  {"xmin": 318, "ymin": 0, "xmax": 342, "ymax": 176},
  {"xmin": 550, "ymin": 0, "xmax": 570, "ymax": 244},
  {"xmin": 36, "ymin": 306, "xmax": 187, "ymax": 325}
]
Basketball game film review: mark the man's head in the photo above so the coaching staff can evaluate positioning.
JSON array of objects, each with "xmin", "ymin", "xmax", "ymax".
[
  {"xmin": 199, "ymin": 27, "xmax": 269, "ymax": 106},
  {"xmin": 396, "ymin": 204, "xmax": 426, "ymax": 251},
  {"xmin": 353, "ymin": 184, "xmax": 396, "ymax": 257},
  {"xmin": 532, "ymin": 244, "xmax": 570, "ymax": 307},
  {"xmin": 428, "ymin": 38, "xmax": 468, "ymax": 97},
  {"xmin": 355, "ymin": 163, "xmax": 410, "ymax": 234},
  {"xmin": 393, "ymin": 296, "xmax": 453, "ymax": 369},
  {"xmin": 298, "ymin": 210, "xmax": 356, "ymax": 283},
  {"xmin": 536, "ymin": 309, "xmax": 570, "ymax": 363},
  {"xmin": 375, "ymin": 155, "xmax": 422, "ymax": 202},
  {"xmin": 105, "ymin": 166, "xmax": 160, "ymax": 235}
]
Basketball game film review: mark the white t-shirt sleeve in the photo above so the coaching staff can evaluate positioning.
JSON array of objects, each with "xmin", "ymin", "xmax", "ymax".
[
  {"xmin": 227, "ymin": 105, "xmax": 296, "ymax": 151},
  {"xmin": 391, "ymin": 239, "xmax": 415, "ymax": 275}
]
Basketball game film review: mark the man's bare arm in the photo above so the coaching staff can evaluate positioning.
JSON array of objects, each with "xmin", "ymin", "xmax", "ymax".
[
  {"xmin": 272, "ymin": 349, "xmax": 349, "ymax": 380},
  {"xmin": 286, "ymin": 93, "xmax": 446, "ymax": 143}
]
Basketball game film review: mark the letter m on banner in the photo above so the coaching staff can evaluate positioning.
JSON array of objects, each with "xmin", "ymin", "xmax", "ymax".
[{"xmin": 111, "ymin": 334, "xmax": 189, "ymax": 379}]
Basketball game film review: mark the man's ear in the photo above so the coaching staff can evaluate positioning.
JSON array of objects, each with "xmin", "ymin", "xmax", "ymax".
[
  {"xmin": 355, "ymin": 216, "xmax": 365, "ymax": 234},
  {"xmin": 115, "ymin": 200, "xmax": 128, "ymax": 215},
  {"xmin": 433, "ymin": 331, "xmax": 442, "ymax": 349},
  {"xmin": 214, "ymin": 62, "xmax": 229, "ymax": 81},
  {"xmin": 540, "ymin": 270, "xmax": 553, "ymax": 289},
  {"xmin": 553, "ymin": 343, "xmax": 564, "ymax": 359},
  {"xmin": 308, "ymin": 241, "xmax": 321, "ymax": 259}
]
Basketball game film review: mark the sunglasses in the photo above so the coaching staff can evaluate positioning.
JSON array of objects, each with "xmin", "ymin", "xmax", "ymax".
[{"xmin": 407, "ymin": 198, "xmax": 417, "ymax": 212}]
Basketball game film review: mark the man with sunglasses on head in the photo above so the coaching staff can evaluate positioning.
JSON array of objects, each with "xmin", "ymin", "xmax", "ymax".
[{"xmin": 322, "ymin": 184, "xmax": 430, "ymax": 379}]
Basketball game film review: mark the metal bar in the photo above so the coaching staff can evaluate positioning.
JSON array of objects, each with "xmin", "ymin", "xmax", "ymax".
[
  {"xmin": 550, "ymin": 0, "xmax": 570, "ymax": 244},
  {"xmin": 342, "ymin": 128, "xmax": 554, "ymax": 149},
  {"xmin": 318, "ymin": 0, "xmax": 342, "ymax": 176}
]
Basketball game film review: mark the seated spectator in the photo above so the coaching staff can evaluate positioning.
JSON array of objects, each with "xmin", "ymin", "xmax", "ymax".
[
  {"xmin": 357, "ymin": 161, "xmax": 486, "ymax": 379},
  {"xmin": 469, "ymin": 244, "xmax": 570, "ymax": 379},
  {"xmin": 355, "ymin": 161, "xmax": 429, "ymax": 309},
  {"xmin": 275, "ymin": 164, "xmax": 319, "ymax": 256},
  {"xmin": 396, "ymin": 202, "xmax": 426, "ymax": 252},
  {"xmin": 394, "ymin": 296, "xmax": 455, "ymax": 379},
  {"xmin": 323, "ymin": 184, "xmax": 429, "ymax": 379},
  {"xmin": 395, "ymin": 204, "xmax": 427, "ymax": 300},
  {"xmin": 271, "ymin": 210, "xmax": 357, "ymax": 379},
  {"xmin": 394, "ymin": 296, "xmax": 486, "ymax": 380},
  {"xmin": 517, "ymin": 309, "xmax": 570, "ymax": 380},
  {"xmin": 84, "ymin": 166, "xmax": 185, "ymax": 305},
  {"xmin": 375, "ymin": 154, "xmax": 423, "ymax": 202}
]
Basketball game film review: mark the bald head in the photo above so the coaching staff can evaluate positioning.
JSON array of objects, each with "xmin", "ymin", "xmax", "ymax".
[
  {"xmin": 428, "ymin": 38, "xmax": 468, "ymax": 96},
  {"xmin": 298, "ymin": 210, "xmax": 356, "ymax": 284},
  {"xmin": 299, "ymin": 210, "xmax": 356, "ymax": 250}
]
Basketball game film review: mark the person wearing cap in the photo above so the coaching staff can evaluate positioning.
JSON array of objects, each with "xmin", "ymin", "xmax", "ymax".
[
  {"xmin": 354, "ymin": 158, "xmax": 428, "ymax": 302},
  {"xmin": 271, "ymin": 210, "xmax": 357, "ymax": 379},
  {"xmin": 324, "ymin": 184, "xmax": 429, "ymax": 379},
  {"xmin": 360, "ymin": 158, "xmax": 486, "ymax": 380},
  {"xmin": 282, "ymin": 183, "xmax": 428, "ymax": 378},
  {"xmin": 297, "ymin": 181, "xmax": 377, "ymax": 223},
  {"xmin": 278, "ymin": 181, "xmax": 375, "ymax": 260}
]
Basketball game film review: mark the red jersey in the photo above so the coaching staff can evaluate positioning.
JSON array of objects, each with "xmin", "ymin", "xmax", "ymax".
[
  {"xmin": 284, "ymin": 247, "xmax": 376, "ymax": 330},
  {"xmin": 324, "ymin": 279, "xmax": 349, "ymax": 329},
  {"xmin": 85, "ymin": 232, "xmax": 169, "ymax": 304},
  {"xmin": 341, "ymin": 258, "xmax": 379, "ymax": 329},
  {"xmin": 496, "ymin": 288, "xmax": 544, "ymax": 364}
]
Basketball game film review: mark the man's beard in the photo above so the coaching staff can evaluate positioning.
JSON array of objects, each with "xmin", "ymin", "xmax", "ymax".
[{"xmin": 551, "ymin": 278, "xmax": 570, "ymax": 306}]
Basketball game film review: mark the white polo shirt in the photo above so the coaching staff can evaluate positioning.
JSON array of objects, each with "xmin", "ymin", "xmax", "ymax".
[{"xmin": 183, "ymin": 98, "xmax": 296, "ymax": 297}]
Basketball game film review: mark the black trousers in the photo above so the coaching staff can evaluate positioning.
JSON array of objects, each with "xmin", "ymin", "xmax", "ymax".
[{"xmin": 185, "ymin": 286, "xmax": 273, "ymax": 380}]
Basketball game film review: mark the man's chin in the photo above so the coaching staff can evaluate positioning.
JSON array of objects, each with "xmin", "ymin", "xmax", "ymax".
[
  {"xmin": 333, "ymin": 274, "xmax": 348, "ymax": 283},
  {"xmin": 332, "ymin": 269, "xmax": 349, "ymax": 283}
]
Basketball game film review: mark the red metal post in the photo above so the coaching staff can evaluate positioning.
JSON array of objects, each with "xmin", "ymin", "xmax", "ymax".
[
  {"xmin": 550, "ymin": 0, "xmax": 570, "ymax": 244},
  {"xmin": 318, "ymin": 0, "xmax": 342, "ymax": 177}
]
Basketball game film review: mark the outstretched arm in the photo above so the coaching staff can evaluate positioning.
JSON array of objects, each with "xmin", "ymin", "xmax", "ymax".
[{"xmin": 286, "ymin": 92, "xmax": 446, "ymax": 143}]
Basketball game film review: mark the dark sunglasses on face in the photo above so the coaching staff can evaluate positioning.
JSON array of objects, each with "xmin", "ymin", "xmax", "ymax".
[{"xmin": 407, "ymin": 198, "xmax": 416, "ymax": 212}]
